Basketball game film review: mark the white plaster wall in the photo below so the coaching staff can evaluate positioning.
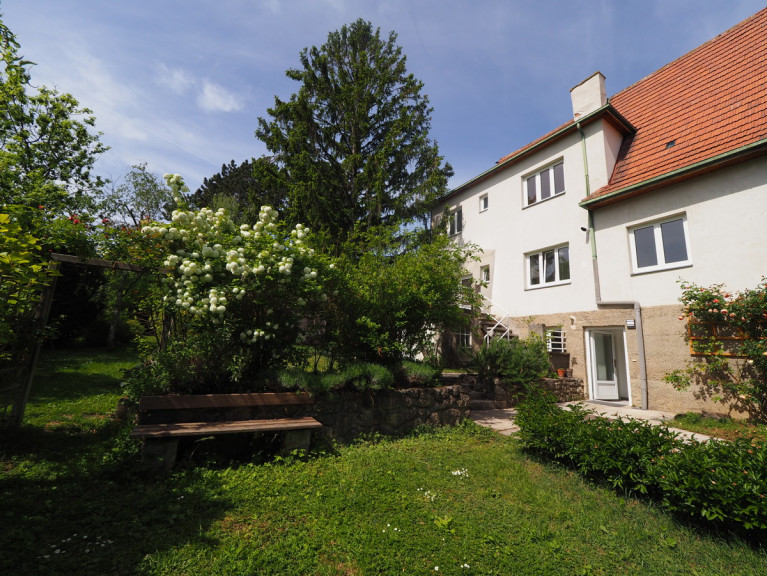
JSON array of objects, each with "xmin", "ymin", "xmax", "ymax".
[
  {"xmin": 593, "ymin": 158, "xmax": 767, "ymax": 306},
  {"xmin": 436, "ymin": 129, "xmax": 603, "ymax": 319}
]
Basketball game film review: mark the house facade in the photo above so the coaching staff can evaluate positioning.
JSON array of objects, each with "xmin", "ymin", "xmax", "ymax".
[{"xmin": 435, "ymin": 8, "xmax": 767, "ymax": 414}]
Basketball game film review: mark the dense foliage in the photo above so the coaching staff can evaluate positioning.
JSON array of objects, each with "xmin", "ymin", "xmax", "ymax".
[
  {"xmin": 473, "ymin": 335, "xmax": 554, "ymax": 388},
  {"xmin": 255, "ymin": 19, "xmax": 452, "ymax": 250},
  {"xmin": 517, "ymin": 391, "xmax": 767, "ymax": 532},
  {"xmin": 332, "ymin": 227, "xmax": 479, "ymax": 364},
  {"xmin": 0, "ymin": 211, "xmax": 51, "ymax": 366},
  {"xmin": 191, "ymin": 159, "xmax": 285, "ymax": 224},
  {"xmin": 664, "ymin": 279, "xmax": 767, "ymax": 421}
]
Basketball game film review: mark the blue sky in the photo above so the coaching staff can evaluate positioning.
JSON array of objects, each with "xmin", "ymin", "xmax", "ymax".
[{"xmin": 2, "ymin": 0, "xmax": 764, "ymax": 193}]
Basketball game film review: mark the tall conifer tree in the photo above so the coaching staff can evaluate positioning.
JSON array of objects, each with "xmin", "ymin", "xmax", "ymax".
[{"xmin": 255, "ymin": 19, "xmax": 452, "ymax": 250}]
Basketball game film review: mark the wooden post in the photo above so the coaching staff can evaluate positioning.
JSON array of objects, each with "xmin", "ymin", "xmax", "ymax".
[{"xmin": 9, "ymin": 261, "xmax": 60, "ymax": 429}]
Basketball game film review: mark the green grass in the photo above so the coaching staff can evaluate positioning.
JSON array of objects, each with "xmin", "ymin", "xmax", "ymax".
[
  {"xmin": 1, "ymin": 347, "xmax": 766, "ymax": 575},
  {"xmin": 671, "ymin": 412, "xmax": 767, "ymax": 443}
]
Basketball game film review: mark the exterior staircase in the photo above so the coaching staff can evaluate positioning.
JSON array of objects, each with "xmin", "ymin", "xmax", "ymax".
[{"xmin": 479, "ymin": 296, "xmax": 513, "ymax": 346}]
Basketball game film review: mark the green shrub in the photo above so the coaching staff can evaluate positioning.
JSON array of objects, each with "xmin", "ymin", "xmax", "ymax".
[
  {"xmin": 656, "ymin": 437, "xmax": 767, "ymax": 529},
  {"xmin": 516, "ymin": 391, "xmax": 767, "ymax": 531},
  {"xmin": 473, "ymin": 335, "xmax": 553, "ymax": 387},
  {"xmin": 399, "ymin": 360, "xmax": 440, "ymax": 386}
]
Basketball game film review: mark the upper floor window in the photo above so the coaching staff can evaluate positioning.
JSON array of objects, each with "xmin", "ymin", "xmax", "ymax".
[
  {"xmin": 479, "ymin": 194, "xmax": 489, "ymax": 212},
  {"xmin": 448, "ymin": 207, "xmax": 463, "ymax": 236},
  {"xmin": 525, "ymin": 161, "xmax": 565, "ymax": 206},
  {"xmin": 527, "ymin": 244, "xmax": 570, "ymax": 288},
  {"xmin": 629, "ymin": 215, "xmax": 691, "ymax": 273}
]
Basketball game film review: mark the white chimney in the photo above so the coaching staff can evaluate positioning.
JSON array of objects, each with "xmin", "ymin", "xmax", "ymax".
[{"xmin": 570, "ymin": 72, "xmax": 607, "ymax": 120}]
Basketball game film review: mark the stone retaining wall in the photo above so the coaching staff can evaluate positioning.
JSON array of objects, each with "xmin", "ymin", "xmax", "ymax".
[
  {"xmin": 311, "ymin": 384, "xmax": 469, "ymax": 443},
  {"xmin": 441, "ymin": 372, "xmax": 585, "ymax": 409}
]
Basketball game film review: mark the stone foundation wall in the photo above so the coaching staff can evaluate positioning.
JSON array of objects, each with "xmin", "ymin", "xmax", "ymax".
[{"xmin": 311, "ymin": 385, "xmax": 469, "ymax": 443}]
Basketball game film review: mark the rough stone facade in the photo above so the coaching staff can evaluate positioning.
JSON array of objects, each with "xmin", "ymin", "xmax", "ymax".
[{"xmin": 504, "ymin": 304, "xmax": 746, "ymax": 416}]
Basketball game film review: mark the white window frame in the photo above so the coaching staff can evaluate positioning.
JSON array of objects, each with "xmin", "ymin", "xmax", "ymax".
[
  {"xmin": 547, "ymin": 329, "xmax": 567, "ymax": 353},
  {"xmin": 479, "ymin": 194, "xmax": 489, "ymax": 212},
  {"xmin": 526, "ymin": 244, "xmax": 570, "ymax": 289},
  {"xmin": 523, "ymin": 160, "xmax": 565, "ymax": 207},
  {"xmin": 629, "ymin": 215, "xmax": 692, "ymax": 274},
  {"xmin": 457, "ymin": 330, "xmax": 472, "ymax": 349},
  {"xmin": 448, "ymin": 206, "xmax": 463, "ymax": 236},
  {"xmin": 480, "ymin": 265, "xmax": 490, "ymax": 283}
]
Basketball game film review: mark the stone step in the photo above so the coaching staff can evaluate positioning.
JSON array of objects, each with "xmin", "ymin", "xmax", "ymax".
[{"xmin": 470, "ymin": 399, "xmax": 502, "ymax": 411}]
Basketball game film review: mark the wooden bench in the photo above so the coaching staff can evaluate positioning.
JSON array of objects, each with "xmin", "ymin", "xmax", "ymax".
[{"xmin": 130, "ymin": 392, "xmax": 322, "ymax": 472}]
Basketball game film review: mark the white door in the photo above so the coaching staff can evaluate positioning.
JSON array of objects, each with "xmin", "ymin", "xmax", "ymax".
[{"xmin": 590, "ymin": 330, "xmax": 620, "ymax": 400}]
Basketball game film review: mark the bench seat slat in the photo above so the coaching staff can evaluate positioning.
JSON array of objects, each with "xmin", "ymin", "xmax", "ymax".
[
  {"xmin": 138, "ymin": 392, "xmax": 313, "ymax": 411},
  {"xmin": 130, "ymin": 416, "xmax": 322, "ymax": 439}
]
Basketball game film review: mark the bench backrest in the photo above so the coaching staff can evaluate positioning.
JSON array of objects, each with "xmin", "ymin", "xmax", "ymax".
[{"xmin": 138, "ymin": 392, "xmax": 314, "ymax": 412}]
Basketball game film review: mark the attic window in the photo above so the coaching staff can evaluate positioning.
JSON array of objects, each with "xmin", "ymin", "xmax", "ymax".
[{"xmin": 665, "ymin": 140, "xmax": 676, "ymax": 149}]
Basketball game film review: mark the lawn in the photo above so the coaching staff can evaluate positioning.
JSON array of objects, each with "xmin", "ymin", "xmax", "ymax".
[
  {"xmin": 0, "ymin": 347, "xmax": 765, "ymax": 575},
  {"xmin": 671, "ymin": 412, "xmax": 767, "ymax": 443}
]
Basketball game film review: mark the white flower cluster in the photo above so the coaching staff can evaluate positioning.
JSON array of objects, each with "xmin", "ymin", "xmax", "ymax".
[{"xmin": 141, "ymin": 173, "xmax": 324, "ymax": 341}]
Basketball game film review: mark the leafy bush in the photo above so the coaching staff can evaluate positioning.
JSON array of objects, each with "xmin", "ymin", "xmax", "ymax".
[
  {"xmin": 399, "ymin": 360, "xmax": 440, "ymax": 387},
  {"xmin": 473, "ymin": 335, "xmax": 553, "ymax": 387},
  {"xmin": 516, "ymin": 391, "xmax": 767, "ymax": 531},
  {"xmin": 277, "ymin": 362, "xmax": 395, "ymax": 394},
  {"xmin": 656, "ymin": 437, "xmax": 767, "ymax": 529}
]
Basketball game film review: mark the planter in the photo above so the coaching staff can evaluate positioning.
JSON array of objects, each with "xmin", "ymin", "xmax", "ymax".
[{"xmin": 556, "ymin": 368, "xmax": 566, "ymax": 379}]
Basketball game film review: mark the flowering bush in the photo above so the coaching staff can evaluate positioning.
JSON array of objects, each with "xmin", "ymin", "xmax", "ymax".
[
  {"xmin": 136, "ymin": 174, "xmax": 329, "ymax": 392},
  {"xmin": 664, "ymin": 279, "xmax": 767, "ymax": 421}
]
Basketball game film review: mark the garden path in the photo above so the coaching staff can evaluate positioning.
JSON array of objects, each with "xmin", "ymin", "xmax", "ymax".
[{"xmin": 471, "ymin": 401, "xmax": 715, "ymax": 442}]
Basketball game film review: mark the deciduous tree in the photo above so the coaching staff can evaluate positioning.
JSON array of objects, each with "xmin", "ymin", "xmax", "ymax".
[{"xmin": 0, "ymin": 15, "xmax": 107, "ymax": 215}]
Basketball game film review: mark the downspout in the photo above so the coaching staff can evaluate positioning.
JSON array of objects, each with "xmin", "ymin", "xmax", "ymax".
[{"xmin": 577, "ymin": 122, "xmax": 649, "ymax": 410}]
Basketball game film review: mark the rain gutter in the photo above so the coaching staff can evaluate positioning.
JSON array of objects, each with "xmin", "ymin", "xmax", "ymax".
[{"xmin": 577, "ymin": 122, "xmax": 648, "ymax": 410}]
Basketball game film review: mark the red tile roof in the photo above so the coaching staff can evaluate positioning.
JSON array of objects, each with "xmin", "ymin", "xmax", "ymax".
[
  {"xmin": 478, "ymin": 8, "xmax": 767, "ymax": 207},
  {"xmin": 587, "ymin": 7, "xmax": 767, "ymax": 205}
]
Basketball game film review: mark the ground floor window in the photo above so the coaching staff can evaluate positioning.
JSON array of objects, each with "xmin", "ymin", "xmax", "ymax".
[{"xmin": 546, "ymin": 329, "xmax": 567, "ymax": 352}]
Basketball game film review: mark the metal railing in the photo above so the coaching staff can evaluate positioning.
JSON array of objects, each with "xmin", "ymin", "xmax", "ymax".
[{"xmin": 480, "ymin": 296, "xmax": 513, "ymax": 345}]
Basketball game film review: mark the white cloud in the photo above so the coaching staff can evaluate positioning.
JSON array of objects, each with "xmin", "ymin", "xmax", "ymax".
[
  {"xmin": 155, "ymin": 64, "xmax": 196, "ymax": 96},
  {"xmin": 197, "ymin": 81, "xmax": 244, "ymax": 112}
]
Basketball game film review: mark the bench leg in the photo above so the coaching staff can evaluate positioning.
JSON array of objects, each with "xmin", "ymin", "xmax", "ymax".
[
  {"xmin": 142, "ymin": 438, "xmax": 179, "ymax": 474},
  {"xmin": 282, "ymin": 429, "xmax": 312, "ymax": 454}
]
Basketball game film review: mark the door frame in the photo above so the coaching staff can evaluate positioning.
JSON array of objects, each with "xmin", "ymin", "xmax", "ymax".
[{"xmin": 584, "ymin": 327, "xmax": 631, "ymax": 402}]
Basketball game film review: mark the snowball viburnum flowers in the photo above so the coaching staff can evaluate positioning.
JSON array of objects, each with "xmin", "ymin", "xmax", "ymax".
[{"xmin": 141, "ymin": 173, "xmax": 326, "ymax": 344}]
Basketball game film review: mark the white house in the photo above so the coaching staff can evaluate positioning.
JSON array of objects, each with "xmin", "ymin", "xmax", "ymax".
[{"xmin": 435, "ymin": 8, "xmax": 767, "ymax": 414}]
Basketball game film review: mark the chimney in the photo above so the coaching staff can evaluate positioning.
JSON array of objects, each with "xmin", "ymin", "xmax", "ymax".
[{"xmin": 570, "ymin": 72, "xmax": 607, "ymax": 120}]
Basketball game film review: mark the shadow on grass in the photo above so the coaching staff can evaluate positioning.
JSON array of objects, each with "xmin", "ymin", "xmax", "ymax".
[{"xmin": 0, "ymin": 469, "xmax": 231, "ymax": 576}]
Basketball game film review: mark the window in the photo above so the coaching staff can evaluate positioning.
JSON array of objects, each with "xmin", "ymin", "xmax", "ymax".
[
  {"xmin": 457, "ymin": 330, "xmax": 472, "ymax": 349},
  {"xmin": 480, "ymin": 265, "xmax": 490, "ymax": 283},
  {"xmin": 547, "ymin": 330, "xmax": 567, "ymax": 353},
  {"xmin": 629, "ymin": 216, "xmax": 691, "ymax": 273},
  {"xmin": 448, "ymin": 207, "xmax": 462, "ymax": 235},
  {"xmin": 479, "ymin": 194, "xmax": 488, "ymax": 212},
  {"xmin": 527, "ymin": 245, "xmax": 570, "ymax": 288},
  {"xmin": 525, "ymin": 161, "xmax": 565, "ymax": 206}
]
